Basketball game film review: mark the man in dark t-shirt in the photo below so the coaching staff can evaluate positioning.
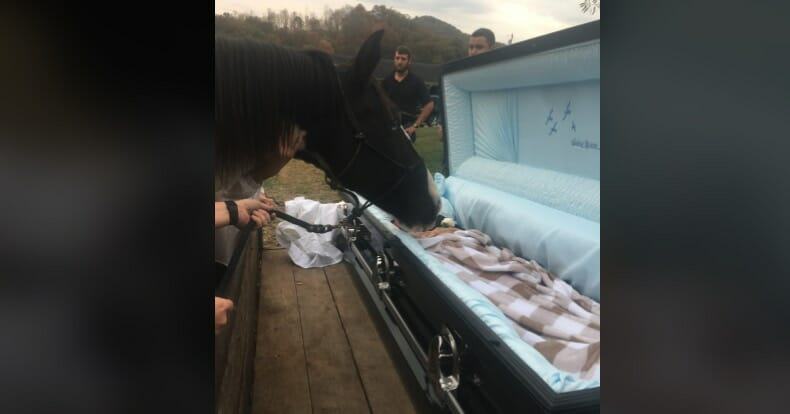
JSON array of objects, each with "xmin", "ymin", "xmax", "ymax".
[{"xmin": 381, "ymin": 45, "xmax": 434, "ymax": 143}]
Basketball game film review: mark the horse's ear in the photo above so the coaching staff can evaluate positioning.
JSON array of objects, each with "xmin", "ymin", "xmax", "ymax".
[{"xmin": 349, "ymin": 30, "xmax": 384, "ymax": 91}]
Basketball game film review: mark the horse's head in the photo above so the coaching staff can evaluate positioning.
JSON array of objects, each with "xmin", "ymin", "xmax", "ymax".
[
  {"xmin": 298, "ymin": 30, "xmax": 440, "ymax": 231},
  {"xmin": 213, "ymin": 32, "xmax": 440, "ymax": 230}
]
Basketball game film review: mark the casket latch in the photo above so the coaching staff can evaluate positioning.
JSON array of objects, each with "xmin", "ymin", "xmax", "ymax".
[{"xmin": 428, "ymin": 326, "xmax": 461, "ymax": 397}]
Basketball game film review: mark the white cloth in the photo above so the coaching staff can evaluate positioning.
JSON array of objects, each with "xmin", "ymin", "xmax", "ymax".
[{"xmin": 275, "ymin": 197, "xmax": 348, "ymax": 268}]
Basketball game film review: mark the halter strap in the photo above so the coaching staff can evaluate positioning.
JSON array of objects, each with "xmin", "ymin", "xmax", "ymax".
[
  {"xmin": 338, "ymin": 77, "xmax": 367, "ymax": 140},
  {"xmin": 335, "ymin": 137, "xmax": 364, "ymax": 180}
]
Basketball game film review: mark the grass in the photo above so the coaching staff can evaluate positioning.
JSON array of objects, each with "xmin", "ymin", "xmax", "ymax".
[
  {"xmin": 261, "ymin": 160, "xmax": 342, "ymax": 247},
  {"xmin": 260, "ymin": 127, "xmax": 445, "ymax": 247},
  {"xmin": 414, "ymin": 126, "xmax": 445, "ymax": 175}
]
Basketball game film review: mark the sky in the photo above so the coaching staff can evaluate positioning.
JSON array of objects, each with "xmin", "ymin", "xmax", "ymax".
[{"xmin": 215, "ymin": 0, "xmax": 598, "ymax": 43}]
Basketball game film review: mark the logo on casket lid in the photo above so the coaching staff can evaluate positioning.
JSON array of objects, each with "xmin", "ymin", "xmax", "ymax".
[
  {"xmin": 545, "ymin": 100, "xmax": 599, "ymax": 150},
  {"xmin": 571, "ymin": 138, "xmax": 599, "ymax": 151}
]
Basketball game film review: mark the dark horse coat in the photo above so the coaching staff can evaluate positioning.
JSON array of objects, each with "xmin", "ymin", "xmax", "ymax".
[{"xmin": 214, "ymin": 30, "xmax": 439, "ymax": 229}]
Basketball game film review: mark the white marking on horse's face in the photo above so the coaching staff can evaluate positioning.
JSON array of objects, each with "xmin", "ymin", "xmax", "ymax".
[{"xmin": 390, "ymin": 171, "xmax": 439, "ymax": 233}]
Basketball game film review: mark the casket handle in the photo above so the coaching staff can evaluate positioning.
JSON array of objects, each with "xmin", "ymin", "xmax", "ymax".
[{"xmin": 428, "ymin": 326, "xmax": 463, "ymax": 412}]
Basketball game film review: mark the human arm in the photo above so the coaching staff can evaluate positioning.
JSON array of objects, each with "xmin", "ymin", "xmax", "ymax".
[
  {"xmin": 214, "ymin": 195, "xmax": 275, "ymax": 229},
  {"xmin": 405, "ymin": 81, "xmax": 434, "ymax": 135},
  {"xmin": 215, "ymin": 297, "xmax": 234, "ymax": 334},
  {"xmin": 408, "ymin": 101, "xmax": 434, "ymax": 131}
]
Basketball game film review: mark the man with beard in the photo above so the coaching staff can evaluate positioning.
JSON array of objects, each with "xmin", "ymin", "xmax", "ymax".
[{"xmin": 381, "ymin": 45, "xmax": 434, "ymax": 143}]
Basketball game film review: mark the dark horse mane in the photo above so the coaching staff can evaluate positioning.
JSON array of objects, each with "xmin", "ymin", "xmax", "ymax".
[{"xmin": 215, "ymin": 36, "xmax": 347, "ymax": 186}]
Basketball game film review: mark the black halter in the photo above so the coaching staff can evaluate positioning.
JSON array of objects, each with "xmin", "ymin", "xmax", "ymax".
[{"xmin": 306, "ymin": 76, "xmax": 421, "ymax": 221}]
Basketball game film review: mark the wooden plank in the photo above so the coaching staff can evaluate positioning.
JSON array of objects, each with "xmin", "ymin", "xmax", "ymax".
[
  {"xmin": 295, "ymin": 266, "xmax": 370, "ymax": 414},
  {"xmin": 217, "ymin": 235, "xmax": 261, "ymax": 414},
  {"xmin": 236, "ymin": 233, "xmax": 262, "ymax": 414},
  {"xmin": 252, "ymin": 249, "xmax": 312, "ymax": 414},
  {"xmin": 324, "ymin": 263, "xmax": 422, "ymax": 414}
]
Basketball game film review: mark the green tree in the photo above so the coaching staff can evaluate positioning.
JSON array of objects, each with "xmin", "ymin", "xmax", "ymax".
[
  {"xmin": 307, "ymin": 17, "xmax": 321, "ymax": 31},
  {"xmin": 579, "ymin": 0, "xmax": 600, "ymax": 15},
  {"xmin": 292, "ymin": 15, "xmax": 304, "ymax": 31},
  {"xmin": 279, "ymin": 9, "xmax": 290, "ymax": 30}
]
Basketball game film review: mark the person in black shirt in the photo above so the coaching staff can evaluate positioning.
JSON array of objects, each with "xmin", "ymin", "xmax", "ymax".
[{"xmin": 381, "ymin": 46, "xmax": 434, "ymax": 143}]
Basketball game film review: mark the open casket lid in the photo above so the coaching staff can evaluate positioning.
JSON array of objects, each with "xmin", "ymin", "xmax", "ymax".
[{"xmin": 439, "ymin": 21, "xmax": 600, "ymax": 300}]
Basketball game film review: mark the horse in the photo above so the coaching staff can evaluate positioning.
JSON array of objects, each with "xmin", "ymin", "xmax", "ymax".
[{"xmin": 215, "ymin": 30, "xmax": 440, "ymax": 231}]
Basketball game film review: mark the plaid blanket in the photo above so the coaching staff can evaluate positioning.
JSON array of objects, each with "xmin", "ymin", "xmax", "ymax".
[{"xmin": 415, "ymin": 229, "xmax": 600, "ymax": 381}]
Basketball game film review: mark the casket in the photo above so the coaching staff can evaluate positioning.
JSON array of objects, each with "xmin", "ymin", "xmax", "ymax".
[{"xmin": 340, "ymin": 21, "xmax": 600, "ymax": 413}]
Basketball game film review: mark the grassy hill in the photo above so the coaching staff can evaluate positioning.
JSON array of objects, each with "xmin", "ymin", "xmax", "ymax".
[{"xmin": 216, "ymin": 4, "xmax": 471, "ymax": 64}]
